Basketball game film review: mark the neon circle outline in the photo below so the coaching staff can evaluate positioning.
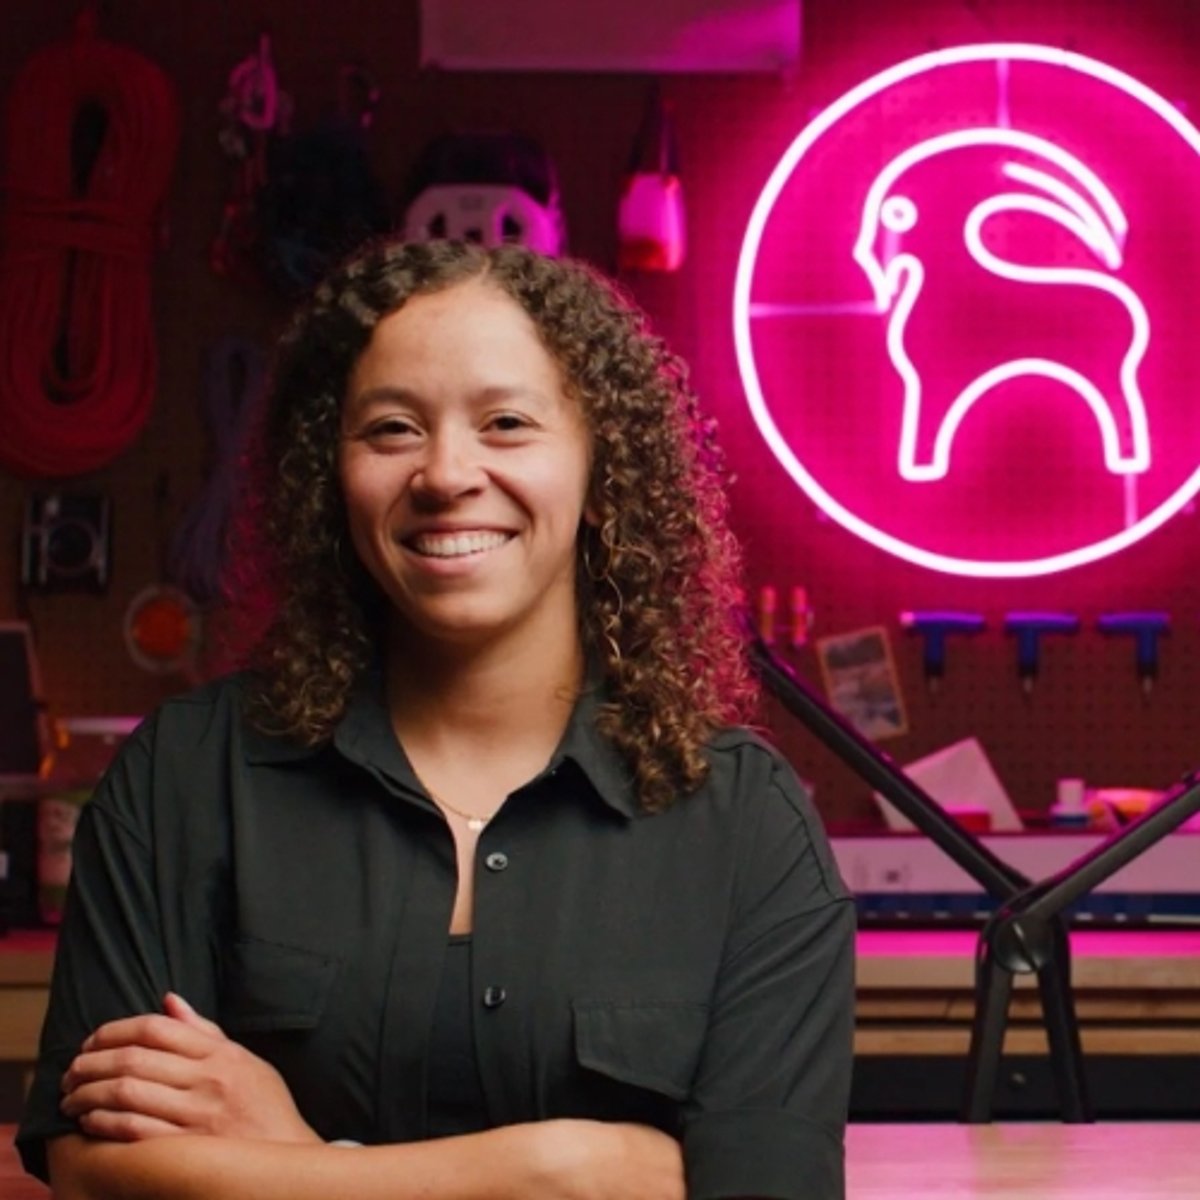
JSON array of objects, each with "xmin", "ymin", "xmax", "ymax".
[{"xmin": 733, "ymin": 42, "xmax": 1200, "ymax": 578}]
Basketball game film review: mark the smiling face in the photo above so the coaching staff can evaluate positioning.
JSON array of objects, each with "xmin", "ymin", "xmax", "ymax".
[{"xmin": 338, "ymin": 277, "xmax": 593, "ymax": 658}]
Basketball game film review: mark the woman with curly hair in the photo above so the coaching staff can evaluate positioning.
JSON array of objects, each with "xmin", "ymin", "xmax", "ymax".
[{"xmin": 20, "ymin": 239, "xmax": 854, "ymax": 1200}]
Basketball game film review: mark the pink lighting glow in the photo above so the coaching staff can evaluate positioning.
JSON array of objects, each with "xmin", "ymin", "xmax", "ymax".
[{"xmin": 734, "ymin": 43, "xmax": 1200, "ymax": 577}]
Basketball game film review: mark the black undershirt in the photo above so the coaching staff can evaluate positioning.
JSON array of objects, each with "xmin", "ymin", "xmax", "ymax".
[{"xmin": 425, "ymin": 936, "xmax": 490, "ymax": 1137}]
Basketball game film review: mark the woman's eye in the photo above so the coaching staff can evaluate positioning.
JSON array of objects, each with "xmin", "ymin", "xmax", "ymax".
[
  {"xmin": 488, "ymin": 414, "xmax": 528, "ymax": 433},
  {"xmin": 367, "ymin": 418, "xmax": 418, "ymax": 439}
]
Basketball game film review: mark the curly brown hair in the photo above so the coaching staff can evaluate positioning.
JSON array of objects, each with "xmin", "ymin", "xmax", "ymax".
[{"xmin": 226, "ymin": 238, "xmax": 757, "ymax": 811}]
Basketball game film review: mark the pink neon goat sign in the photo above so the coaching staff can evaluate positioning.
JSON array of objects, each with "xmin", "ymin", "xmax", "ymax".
[{"xmin": 734, "ymin": 43, "xmax": 1200, "ymax": 577}]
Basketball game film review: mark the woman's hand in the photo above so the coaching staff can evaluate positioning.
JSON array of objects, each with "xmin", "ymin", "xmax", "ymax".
[
  {"xmin": 532, "ymin": 1120, "xmax": 685, "ymax": 1200},
  {"xmin": 60, "ymin": 992, "xmax": 322, "ymax": 1145}
]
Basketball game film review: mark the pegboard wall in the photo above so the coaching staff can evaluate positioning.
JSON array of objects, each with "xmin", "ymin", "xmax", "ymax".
[{"xmin": 3, "ymin": 0, "xmax": 1200, "ymax": 827}]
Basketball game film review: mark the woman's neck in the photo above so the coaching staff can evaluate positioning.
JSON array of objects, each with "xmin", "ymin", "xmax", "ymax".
[{"xmin": 384, "ymin": 622, "xmax": 586, "ymax": 772}]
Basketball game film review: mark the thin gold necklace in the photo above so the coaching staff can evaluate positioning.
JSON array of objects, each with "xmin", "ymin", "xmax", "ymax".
[{"xmin": 428, "ymin": 790, "xmax": 500, "ymax": 833}]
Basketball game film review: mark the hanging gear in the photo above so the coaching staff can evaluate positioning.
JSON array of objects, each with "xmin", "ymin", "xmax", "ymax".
[
  {"xmin": 124, "ymin": 583, "xmax": 200, "ymax": 675},
  {"xmin": 167, "ymin": 338, "xmax": 266, "ymax": 606},
  {"xmin": 212, "ymin": 47, "xmax": 385, "ymax": 297},
  {"xmin": 403, "ymin": 131, "xmax": 566, "ymax": 255},
  {"xmin": 617, "ymin": 84, "xmax": 686, "ymax": 272},
  {"xmin": 211, "ymin": 33, "xmax": 290, "ymax": 282},
  {"xmin": 0, "ymin": 8, "xmax": 180, "ymax": 477},
  {"xmin": 255, "ymin": 63, "xmax": 388, "ymax": 296}
]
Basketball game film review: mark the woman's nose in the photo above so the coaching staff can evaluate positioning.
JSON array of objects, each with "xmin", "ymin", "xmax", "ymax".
[{"xmin": 412, "ymin": 432, "xmax": 484, "ymax": 500}]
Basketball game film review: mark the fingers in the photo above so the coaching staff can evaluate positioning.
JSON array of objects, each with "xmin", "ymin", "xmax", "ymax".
[
  {"xmin": 66, "ymin": 1003, "xmax": 318, "ymax": 1146},
  {"xmin": 63, "ymin": 1001, "xmax": 234, "ymax": 1140},
  {"xmin": 62, "ymin": 1074, "xmax": 206, "ymax": 1130},
  {"xmin": 82, "ymin": 1011, "xmax": 215, "ymax": 1059},
  {"xmin": 75, "ymin": 1107, "xmax": 188, "ymax": 1142},
  {"xmin": 64, "ymin": 1044, "xmax": 199, "ymax": 1095},
  {"xmin": 163, "ymin": 992, "xmax": 226, "ymax": 1040}
]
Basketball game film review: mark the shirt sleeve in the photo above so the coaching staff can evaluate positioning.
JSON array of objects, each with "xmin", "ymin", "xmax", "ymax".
[
  {"xmin": 15, "ymin": 723, "xmax": 173, "ymax": 1183},
  {"xmin": 681, "ymin": 747, "xmax": 856, "ymax": 1200}
]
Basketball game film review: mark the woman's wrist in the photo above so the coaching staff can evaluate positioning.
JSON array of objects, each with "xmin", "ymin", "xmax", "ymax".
[{"xmin": 519, "ymin": 1119, "xmax": 594, "ymax": 1198}]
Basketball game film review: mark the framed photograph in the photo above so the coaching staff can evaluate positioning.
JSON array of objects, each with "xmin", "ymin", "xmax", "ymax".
[{"xmin": 814, "ymin": 625, "xmax": 908, "ymax": 741}]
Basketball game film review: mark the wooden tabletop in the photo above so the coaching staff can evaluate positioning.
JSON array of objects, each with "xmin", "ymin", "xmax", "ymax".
[
  {"xmin": 845, "ymin": 1122, "xmax": 1200, "ymax": 1198},
  {"xmin": 4, "ymin": 1123, "xmax": 1196, "ymax": 1198},
  {"xmin": 852, "ymin": 929, "xmax": 1200, "ymax": 1058},
  {"xmin": 855, "ymin": 929, "xmax": 1200, "ymax": 989}
]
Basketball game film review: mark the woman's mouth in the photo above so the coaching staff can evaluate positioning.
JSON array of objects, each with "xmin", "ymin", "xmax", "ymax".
[{"xmin": 407, "ymin": 530, "xmax": 513, "ymax": 559}]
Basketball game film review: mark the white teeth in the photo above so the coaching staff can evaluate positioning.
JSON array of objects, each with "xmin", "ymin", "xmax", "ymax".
[{"xmin": 411, "ymin": 531, "xmax": 510, "ymax": 558}]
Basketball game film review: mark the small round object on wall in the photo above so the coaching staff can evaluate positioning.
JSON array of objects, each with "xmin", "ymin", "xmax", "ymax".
[{"xmin": 123, "ymin": 584, "xmax": 201, "ymax": 674}]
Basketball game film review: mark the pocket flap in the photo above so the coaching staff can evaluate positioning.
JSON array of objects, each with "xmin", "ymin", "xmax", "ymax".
[
  {"xmin": 221, "ymin": 935, "xmax": 341, "ymax": 1033},
  {"xmin": 572, "ymin": 999, "xmax": 709, "ymax": 1102}
]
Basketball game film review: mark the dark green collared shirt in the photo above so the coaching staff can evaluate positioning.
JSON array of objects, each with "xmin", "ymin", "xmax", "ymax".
[{"xmin": 18, "ymin": 675, "xmax": 855, "ymax": 1199}]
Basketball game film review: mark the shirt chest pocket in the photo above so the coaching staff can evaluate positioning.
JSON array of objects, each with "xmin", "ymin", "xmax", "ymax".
[
  {"xmin": 219, "ymin": 934, "xmax": 342, "ymax": 1034},
  {"xmin": 571, "ymin": 999, "xmax": 710, "ymax": 1103}
]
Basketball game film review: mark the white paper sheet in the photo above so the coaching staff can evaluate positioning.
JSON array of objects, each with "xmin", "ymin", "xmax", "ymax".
[{"xmin": 874, "ymin": 736, "xmax": 1024, "ymax": 832}]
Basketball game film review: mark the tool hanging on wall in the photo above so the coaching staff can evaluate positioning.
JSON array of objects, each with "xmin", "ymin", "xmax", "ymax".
[
  {"xmin": 256, "ymin": 61, "xmax": 388, "ymax": 294},
  {"xmin": 788, "ymin": 586, "xmax": 813, "ymax": 649},
  {"xmin": 20, "ymin": 492, "xmax": 112, "ymax": 592},
  {"xmin": 403, "ymin": 131, "xmax": 566, "ymax": 255},
  {"xmin": 1096, "ymin": 611, "xmax": 1169, "ymax": 696},
  {"xmin": 617, "ymin": 82, "xmax": 686, "ymax": 272},
  {"xmin": 756, "ymin": 585, "xmax": 814, "ymax": 649},
  {"xmin": 125, "ymin": 472, "xmax": 201, "ymax": 679},
  {"xmin": 212, "ymin": 40, "xmax": 387, "ymax": 295},
  {"xmin": 167, "ymin": 338, "xmax": 268, "ymax": 606},
  {"xmin": 1003, "ymin": 611, "xmax": 1080, "ymax": 694},
  {"xmin": 0, "ymin": 6, "xmax": 180, "ymax": 477},
  {"xmin": 124, "ymin": 584, "xmax": 200, "ymax": 676},
  {"xmin": 757, "ymin": 585, "xmax": 779, "ymax": 645},
  {"xmin": 900, "ymin": 611, "xmax": 985, "ymax": 691},
  {"xmin": 210, "ymin": 32, "xmax": 291, "ymax": 281}
]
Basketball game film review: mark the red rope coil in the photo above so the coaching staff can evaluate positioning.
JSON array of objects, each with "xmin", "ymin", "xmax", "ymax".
[{"xmin": 0, "ymin": 20, "xmax": 179, "ymax": 477}]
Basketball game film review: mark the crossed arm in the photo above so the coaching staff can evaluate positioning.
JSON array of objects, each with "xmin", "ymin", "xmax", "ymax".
[{"xmin": 49, "ymin": 994, "xmax": 685, "ymax": 1200}]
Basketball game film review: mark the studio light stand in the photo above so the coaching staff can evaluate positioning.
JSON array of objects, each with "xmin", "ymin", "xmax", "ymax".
[
  {"xmin": 749, "ymin": 625, "xmax": 1200, "ymax": 1121},
  {"xmin": 746, "ymin": 627, "xmax": 1082, "ymax": 1120},
  {"xmin": 963, "ymin": 774, "xmax": 1200, "ymax": 1119}
]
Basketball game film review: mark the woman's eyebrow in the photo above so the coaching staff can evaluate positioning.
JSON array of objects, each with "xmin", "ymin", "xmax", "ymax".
[
  {"xmin": 347, "ymin": 385, "xmax": 420, "ymax": 412},
  {"xmin": 382, "ymin": 383, "xmax": 554, "ymax": 405},
  {"xmin": 345, "ymin": 383, "xmax": 558, "ymax": 422}
]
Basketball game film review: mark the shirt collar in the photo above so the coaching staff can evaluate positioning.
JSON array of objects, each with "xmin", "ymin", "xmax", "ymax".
[
  {"xmin": 239, "ymin": 670, "xmax": 410, "ymax": 782},
  {"xmin": 241, "ymin": 670, "xmax": 640, "ymax": 819},
  {"xmin": 332, "ymin": 670, "xmax": 425, "ymax": 794},
  {"xmin": 548, "ymin": 681, "xmax": 639, "ymax": 820}
]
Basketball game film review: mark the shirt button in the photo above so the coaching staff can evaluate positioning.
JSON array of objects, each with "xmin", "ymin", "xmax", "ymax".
[
  {"xmin": 482, "ymin": 985, "xmax": 507, "ymax": 1008},
  {"xmin": 485, "ymin": 851, "xmax": 509, "ymax": 872}
]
